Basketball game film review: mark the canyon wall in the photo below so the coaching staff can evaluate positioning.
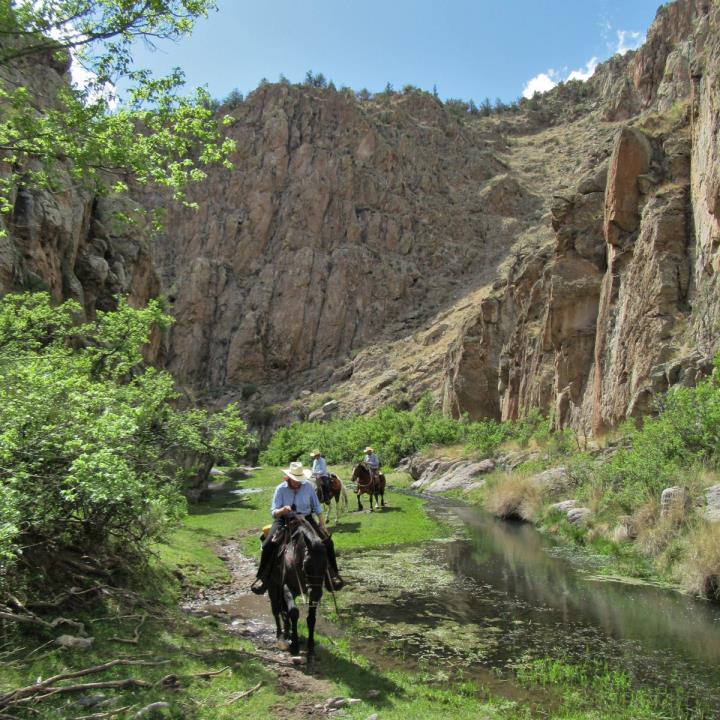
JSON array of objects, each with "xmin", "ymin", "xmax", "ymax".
[{"xmin": 4, "ymin": 0, "xmax": 720, "ymax": 435}]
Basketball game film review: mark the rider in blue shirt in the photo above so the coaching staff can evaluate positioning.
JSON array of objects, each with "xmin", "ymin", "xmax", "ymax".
[
  {"xmin": 363, "ymin": 446, "xmax": 380, "ymax": 479},
  {"xmin": 311, "ymin": 449, "xmax": 332, "ymax": 503},
  {"xmin": 251, "ymin": 462, "xmax": 343, "ymax": 594}
]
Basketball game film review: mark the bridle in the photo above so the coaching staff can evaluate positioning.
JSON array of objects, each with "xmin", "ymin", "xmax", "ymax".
[{"xmin": 353, "ymin": 464, "xmax": 375, "ymax": 492}]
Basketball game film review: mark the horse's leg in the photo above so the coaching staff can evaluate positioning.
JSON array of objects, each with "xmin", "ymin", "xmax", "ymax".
[
  {"xmin": 356, "ymin": 493, "xmax": 363, "ymax": 512},
  {"xmin": 269, "ymin": 586, "xmax": 283, "ymax": 640},
  {"xmin": 283, "ymin": 584, "xmax": 299, "ymax": 655},
  {"xmin": 369, "ymin": 488, "xmax": 374, "ymax": 512},
  {"xmin": 306, "ymin": 602, "xmax": 318, "ymax": 658}
]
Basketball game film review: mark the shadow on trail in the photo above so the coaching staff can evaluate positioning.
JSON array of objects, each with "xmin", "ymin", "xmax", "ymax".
[
  {"xmin": 311, "ymin": 642, "xmax": 405, "ymax": 707},
  {"xmin": 332, "ymin": 522, "xmax": 362, "ymax": 534}
]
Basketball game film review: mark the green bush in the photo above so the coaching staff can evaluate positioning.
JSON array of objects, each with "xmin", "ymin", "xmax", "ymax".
[
  {"xmin": 260, "ymin": 398, "xmax": 558, "ymax": 468},
  {"xmin": 594, "ymin": 358, "xmax": 720, "ymax": 511},
  {"xmin": 0, "ymin": 293, "xmax": 251, "ymax": 594}
]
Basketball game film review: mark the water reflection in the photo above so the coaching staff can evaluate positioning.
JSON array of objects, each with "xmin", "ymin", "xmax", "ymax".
[{"xmin": 423, "ymin": 505, "xmax": 720, "ymax": 707}]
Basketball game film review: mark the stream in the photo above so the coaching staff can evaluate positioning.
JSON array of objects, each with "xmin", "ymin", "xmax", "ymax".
[{"xmin": 335, "ymin": 499, "xmax": 720, "ymax": 715}]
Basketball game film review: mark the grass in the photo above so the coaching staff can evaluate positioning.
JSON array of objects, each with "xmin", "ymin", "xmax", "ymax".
[
  {"xmin": 484, "ymin": 472, "xmax": 542, "ymax": 521},
  {"xmin": 516, "ymin": 658, "xmax": 711, "ymax": 720},
  {"xmin": 0, "ymin": 604, "xmax": 283, "ymax": 719},
  {"xmin": 155, "ymin": 466, "xmax": 448, "ymax": 590}
]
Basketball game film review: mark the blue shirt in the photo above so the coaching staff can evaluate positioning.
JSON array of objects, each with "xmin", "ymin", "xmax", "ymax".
[
  {"xmin": 270, "ymin": 480, "xmax": 323, "ymax": 518},
  {"xmin": 364, "ymin": 452, "xmax": 380, "ymax": 468},
  {"xmin": 311, "ymin": 457, "xmax": 329, "ymax": 476}
]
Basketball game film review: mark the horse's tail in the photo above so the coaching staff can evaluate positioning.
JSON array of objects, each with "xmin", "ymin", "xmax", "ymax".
[{"xmin": 338, "ymin": 478, "xmax": 349, "ymax": 514}]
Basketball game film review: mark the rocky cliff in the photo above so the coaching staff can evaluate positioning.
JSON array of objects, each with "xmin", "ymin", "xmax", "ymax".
[
  {"xmin": 0, "ymin": 47, "xmax": 160, "ymax": 321},
  {"xmin": 441, "ymin": 0, "xmax": 720, "ymax": 435},
  {"xmin": 6, "ymin": 0, "xmax": 720, "ymax": 436}
]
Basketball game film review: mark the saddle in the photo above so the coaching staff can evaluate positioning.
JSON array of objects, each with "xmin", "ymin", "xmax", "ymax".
[{"xmin": 273, "ymin": 515, "xmax": 323, "ymax": 556}]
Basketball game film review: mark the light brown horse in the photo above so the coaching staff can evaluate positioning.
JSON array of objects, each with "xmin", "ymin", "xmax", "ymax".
[
  {"xmin": 351, "ymin": 463, "xmax": 386, "ymax": 512},
  {"xmin": 314, "ymin": 473, "xmax": 349, "ymax": 524}
]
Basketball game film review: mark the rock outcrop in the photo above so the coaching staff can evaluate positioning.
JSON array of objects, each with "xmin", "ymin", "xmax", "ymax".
[
  {"xmin": 0, "ymin": 47, "xmax": 160, "ymax": 322},
  {"xmin": 5, "ymin": 0, "xmax": 720, "ymax": 439},
  {"xmin": 441, "ymin": 0, "xmax": 720, "ymax": 435}
]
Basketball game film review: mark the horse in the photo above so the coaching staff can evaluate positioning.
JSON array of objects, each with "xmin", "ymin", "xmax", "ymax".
[
  {"xmin": 351, "ymin": 463, "xmax": 386, "ymax": 512},
  {"xmin": 314, "ymin": 473, "xmax": 349, "ymax": 524},
  {"xmin": 265, "ymin": 513, "xmax": 328, "ymax": 658}
]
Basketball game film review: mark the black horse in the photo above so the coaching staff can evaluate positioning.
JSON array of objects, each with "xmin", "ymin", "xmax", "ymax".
[
  {"xmin": 351, "ymin": 463, "xmax": 386, "ymax": 512},
  {"xmin": 265, "ymin": 513, "xmax": 328, "ymax": 657}
]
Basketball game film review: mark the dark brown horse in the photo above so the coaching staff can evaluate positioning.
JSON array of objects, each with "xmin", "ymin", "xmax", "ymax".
[
  {"xmin": 265, "ymin": 514, "xmax": 328, "ymax": 658},
  {"xmin": 351, "ymin": 463, "xmax": 386, "ymax": 512},
  {"xmin": 314, "ymin": 473, "xmax": 349, "ymax": 524}
]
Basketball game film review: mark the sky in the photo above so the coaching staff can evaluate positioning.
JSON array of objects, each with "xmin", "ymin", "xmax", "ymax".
[{"xmin": 125, "ymin": 0, "xmax": 664, "ymax": 104}]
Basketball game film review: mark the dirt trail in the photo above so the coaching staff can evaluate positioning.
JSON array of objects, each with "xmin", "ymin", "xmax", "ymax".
[{"xmin": 183, "ymin": 538, "xmax": 339, "ymax": 718}]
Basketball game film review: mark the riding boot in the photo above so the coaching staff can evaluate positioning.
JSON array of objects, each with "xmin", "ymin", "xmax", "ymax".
[
  {"xmin": 322, "ymin": 537, "xmax": 344, "ymax": 591},
  {"xmin": 250, "ymin": 540, "xmax": 274, "ymax": 595}
]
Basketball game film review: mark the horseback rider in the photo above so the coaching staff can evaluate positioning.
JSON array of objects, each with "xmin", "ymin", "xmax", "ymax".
[
  {"xmin": 363, "ymin": 446, "xmax": 380, "ymax": 483},
  {"xmin": 310, "ymin": 449, "xmax": 332, "ymax": 503},
  {"xmin": 250, "ymin": 462, "xmax": 344, "ymax": 595}
]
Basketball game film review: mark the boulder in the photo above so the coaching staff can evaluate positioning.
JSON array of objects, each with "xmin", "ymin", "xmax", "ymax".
[
  {"xmin": 566, "ymin": 507, "xmax": 591, "ymax": 525},
  {"xmin": 705, "ymin": 484, "xmax": 720, "ymax": 523},
  {"xmin": 660, "ymin": 486, "xmax": 690, "ymax": 518},
  {"xmin": 550, "ymin": 499, "xmax": 577, "ymax": 513},
  {"xmin": 423, "ymin": 459, "xmax": 496, "ymax": 493},
  {"xmin": 322, "ymin": 399, "xmax": 339, "ymax": 414},
  {"xmin": 532, "ymin": 467, "xmax": 570, "ymax": 493}
]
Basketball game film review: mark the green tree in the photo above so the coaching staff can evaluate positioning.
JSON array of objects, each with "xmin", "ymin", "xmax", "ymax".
[
  {"xmin": 0, "ymin": 1, "xmax": 235, "ymax": 225},
  {"xmin": 0, "ymin": 292, "xmax": 251, "ymax": 593}
]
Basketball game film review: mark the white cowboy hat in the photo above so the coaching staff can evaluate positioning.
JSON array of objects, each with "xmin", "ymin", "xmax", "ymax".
[
  {"xmin": 364, "ymin": 446, "xmax": 373, "ymax": 453},
  {"xmin": 310, "ymin": 449, "xmax": 321, "ymax": 456},
  {"xmin": 283, "ymin": 461, "xmax": 311, "ymax": 482}
]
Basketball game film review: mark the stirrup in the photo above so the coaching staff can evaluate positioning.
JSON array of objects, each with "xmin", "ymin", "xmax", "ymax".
[
  {"xmin": 328, "ymin": 574, "xmax": 345, "ymax": 591},
  {"xmin": 250, "ymin": 578, "xmax": 267, "ymax": 595}
]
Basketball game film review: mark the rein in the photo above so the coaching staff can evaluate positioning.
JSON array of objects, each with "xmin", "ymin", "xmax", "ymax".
[{"xmin": 353, "ymin": 466, "xmax": 375, "ymax": 492}]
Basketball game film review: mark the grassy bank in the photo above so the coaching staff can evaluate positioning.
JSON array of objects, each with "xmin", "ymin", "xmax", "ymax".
[
  {"xmin": 157, "ymin": 465, "xmax": 448, "ymax": 588},
  {"xmin": 3, "ymin": 469, "xmax": 712, "ymax": 719}
]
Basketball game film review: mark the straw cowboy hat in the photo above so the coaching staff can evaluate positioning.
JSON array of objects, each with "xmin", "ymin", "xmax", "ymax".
[
  {"xmin": 310, "ymin": 449, "xmax": 321, "ymax": 456},
  {"xmin": 283, "ymin": 461, "xmax": 311, "ymax": 482},
  {"xmin": 364, "ymin": 446, "xmax": 373, "ymax": 453}
]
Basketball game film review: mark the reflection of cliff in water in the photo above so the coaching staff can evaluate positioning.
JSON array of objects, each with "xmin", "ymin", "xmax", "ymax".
[{"xmin": 417, "ymin": 505, "xmax": 718, "ymax": 709}]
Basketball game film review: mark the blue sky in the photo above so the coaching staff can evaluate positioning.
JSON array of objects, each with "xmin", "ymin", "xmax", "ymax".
[{"xmin": 129, "ymin": 0, "xmax": 663, "ymax": 103}]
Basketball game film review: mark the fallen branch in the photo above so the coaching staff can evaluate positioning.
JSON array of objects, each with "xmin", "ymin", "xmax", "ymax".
[
  {"xmin": 109, "ymin": 614, "xmax": 146, "ymax": 644},
  {"xmin": 20, "ymin": 678, "xmax": 151, "ymax": 704},
  {"xmin": 191, "ymin": 665, "xmax": 230, "ymax": 679},
  {"xmin": 226, "ymin": 681, "xmax": 263, "ymax": 705},
  {"xmin": 157, "ymin": 664, "xmax": 230, "ymax": 689},
  {"xmin": 0, "ymin": 659, "xmax": 168, "ymax": 708},
  {"xmin": 73, "ymin": 705, "xmax": 134, "ymax": 720},
  {"xmin": 0, "ymin": 609, "xmax": 85, "ymax": 635}
]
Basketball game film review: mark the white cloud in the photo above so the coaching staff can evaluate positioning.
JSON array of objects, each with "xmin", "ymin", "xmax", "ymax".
[
  {"xmin": 522, "ymin": 56, "xmax": 598, "ymax": 99},
  {"xmin": 566, "ymin": 57, "xmax": 598, "ymax": 82},
  {"xmin": 615, "ymin": 29, "xmax": 644, "ymax": 55},
  {"xmin": 522, "ymin": 70, "xmax": 559, "ymax": 99}
]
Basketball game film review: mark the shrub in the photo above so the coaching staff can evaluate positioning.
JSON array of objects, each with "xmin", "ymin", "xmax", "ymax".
[{"xmin": 0, "ymin": 293, "xmax": 251, "ymax": 595}]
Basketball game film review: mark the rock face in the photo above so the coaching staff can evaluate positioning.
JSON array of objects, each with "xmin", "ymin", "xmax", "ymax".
[
  {"xmin": 0, "ymin": 50, "xmax": 160, "ymax": 323},
  {"xmin": 150, "ymin": 85, "xmax": 515, "ymax": 394},
  {"xmin": 440, "ymin": 0, "xmax": 720, "ymax": 435},
  {"xmin": 5, "ymin": 0, "xmax": 720, "ymax": 438}
]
